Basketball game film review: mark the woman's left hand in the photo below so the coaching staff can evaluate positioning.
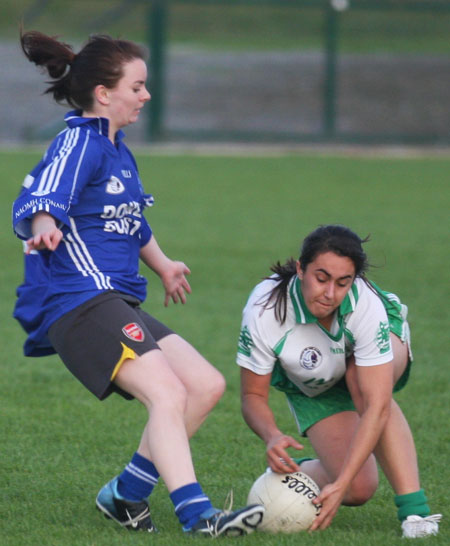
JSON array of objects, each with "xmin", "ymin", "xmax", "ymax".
[
  {"xmin": 309, "ymin": 481, "xmax": 347, "ymax": 531},
  {"xmin": 160, "ymin": 261, "xmax": 192, "ymax": 306}
]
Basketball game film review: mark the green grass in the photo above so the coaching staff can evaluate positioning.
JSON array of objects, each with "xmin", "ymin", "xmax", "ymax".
[
  {"xmin": 1, "ymin": 150, "xmax": 449, "ymax": 545},
  {"xmin": 2, "ymin": 0, "xmax": 449, "ymax": 53}
]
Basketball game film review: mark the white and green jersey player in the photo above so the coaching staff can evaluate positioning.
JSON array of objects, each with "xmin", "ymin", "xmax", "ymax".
[
  {"xmin": 237, "ymin": 274, "xmax": 411, "ymax": 433},
  {"xmin": 237, "ymin": 225, "xmax": 441, "ymax": 538}
]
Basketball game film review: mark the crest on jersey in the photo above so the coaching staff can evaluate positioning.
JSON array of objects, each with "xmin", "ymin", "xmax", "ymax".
[
  {"xmin": 122, "ymin": 323, "xmax": 145, "ymax": 342},
  {"xmin": 31, "ymin": 189, "xmax": 51, "ymax": 196},
  {"xmin": 106, "ymin": 176, "xmax": 125, "ymax": 194},
  {"xmin": 375, "ymin": 321, "xmax": 390, "ymax": 354},
  {"xmin": 238, "ymin": 326, "xmax": 254, "ymax": 357},
  {"xmin": 299, "ymin": 347, "xmax": 322, "ymax": 370}
]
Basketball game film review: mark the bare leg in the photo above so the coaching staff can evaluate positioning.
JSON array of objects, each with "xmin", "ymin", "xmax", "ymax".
[
  {"xmin": 114, "ymin": 348, "xmax": 197, "ymax": 492},
  {"xmin": 374, "ymin": 400, "xmax": 420, "ymax": 494},
  {"xmin": 346, "ymin": 333, "xmax": 420, "ymax": 495},
  {"xmin": 134, "ymin": 334, "xmax": 225, "ymax": 459},
  {"xmin": 115, "ymin": 335, "xmax": 225, "ymax": 492},
  {"xmin": 157, "ymin": 334, "xmax": 226, "ymax": 437},
  {"xmin": 302, "ymin": 411, "xmax": 379, "ymax": 506},
  {"xmin": 374, "ymin": 335, "xmax": 420, "ymax": 494}
]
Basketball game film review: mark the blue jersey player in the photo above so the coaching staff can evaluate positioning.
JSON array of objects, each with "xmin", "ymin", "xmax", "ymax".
[{"xmin": 12, "ymin": 30, "xmax": 264, "ymax": 537}]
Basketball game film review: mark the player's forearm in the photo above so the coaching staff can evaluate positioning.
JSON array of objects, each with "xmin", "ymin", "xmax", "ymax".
[
  {"xmin": 31, "ymin": 211, "xmax": 57, "ymax": 235},
  {"xmin": 241, "ymin": 393, "xmax": 284, "ymax": 445},
  {"xmin": 336, "ymin": 400, "xmax": 390, "ymax": 489},
  {"xmin": 139, "ymin": 235, "xmax": 171, "ymax": 276}
]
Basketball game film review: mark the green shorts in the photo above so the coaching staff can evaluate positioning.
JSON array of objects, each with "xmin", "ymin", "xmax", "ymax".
[{"xmin": 273, "ymin": 361, "xmax": 411, "ymax": 437}]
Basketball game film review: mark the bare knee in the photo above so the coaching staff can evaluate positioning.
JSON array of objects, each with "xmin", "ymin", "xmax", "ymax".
[
  {"xmin": 191, "ymin": 368, "xmax": 226, "ymax": 412},
  {"xmin": 344, "ymin": 473, "xmax": 379, "ymax": 506},
  {"xmin": 205, "ymin": 369, "xmax": 226, "ymax": 404},
  {"xmin": 157, "ymin": 334, "xmax": 226, "ymax": 409},
  {"xmin": 390, "ymin": 333, "xmax": 409, "ymax": 383}
]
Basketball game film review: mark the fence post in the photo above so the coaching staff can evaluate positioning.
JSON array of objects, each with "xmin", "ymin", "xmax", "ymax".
[
  {"xmin": 323, "ymin": 2, "xmax": 340, "ymax": 138},
  {"xmin": 148, "ymin": 0, "xmax": 168, "ymax": 142}
]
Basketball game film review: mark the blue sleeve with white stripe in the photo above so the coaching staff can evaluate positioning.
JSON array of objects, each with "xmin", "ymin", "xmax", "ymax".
[{"xmin": 12, "ymin": 127, "xmax": 100, "ymax": 240}]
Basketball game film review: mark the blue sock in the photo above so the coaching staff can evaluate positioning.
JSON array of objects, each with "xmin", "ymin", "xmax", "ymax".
[
  {"xmin": 117, "ymin": 452, "xmax": 159, "ymax": 501},
  {"xmin": 170, "ymin": 482, "xmax": 213, "ymax": 529}
]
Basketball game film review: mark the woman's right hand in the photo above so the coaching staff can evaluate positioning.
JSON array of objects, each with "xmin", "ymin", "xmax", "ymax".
[
  {"xmin": 26, "ymin": 212, "xmax": 63, "ymax": 253},
  {"xmin": 266, "ymin": 433, "xmax": 304, "ymax": 474},
  {"xmin": 309, "ymin": 479, "xmax": 347, "ymax": 531}
]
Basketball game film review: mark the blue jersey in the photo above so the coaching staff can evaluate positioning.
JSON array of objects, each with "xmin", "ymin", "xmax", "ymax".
[{"xmin": 12, "ymin": 110, "xmax": 154, "ymax": 356}]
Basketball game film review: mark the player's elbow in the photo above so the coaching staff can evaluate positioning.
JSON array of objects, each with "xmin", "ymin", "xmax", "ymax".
[{"xmin": 375, "ymin": 396, "xmax": 392, "ymax": 427}]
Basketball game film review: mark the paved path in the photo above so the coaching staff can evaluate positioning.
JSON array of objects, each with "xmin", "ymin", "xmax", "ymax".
[{"xmin": 2, "ymin": 41, "xmax": 449, "ymax": 145}]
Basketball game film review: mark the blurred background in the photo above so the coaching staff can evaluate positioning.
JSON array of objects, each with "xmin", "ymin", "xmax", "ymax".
[{"xmin": 2, "ymin": 0, "xmax": 450, "ymax": 147}]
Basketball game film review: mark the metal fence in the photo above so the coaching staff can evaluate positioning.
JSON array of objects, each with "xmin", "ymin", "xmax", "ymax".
[
  {"xmin": 146, "ymin": 0, "xmax": 450, "ymax": 144},
  {"xmin": 11, "ymin": 0, "xmax": 450, "ymax": 145}
]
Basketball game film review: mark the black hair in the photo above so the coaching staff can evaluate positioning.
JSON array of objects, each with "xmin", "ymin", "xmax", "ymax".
[{"xmin": 261, "ymin": 225, "xmax": 370, "ymax": 323}]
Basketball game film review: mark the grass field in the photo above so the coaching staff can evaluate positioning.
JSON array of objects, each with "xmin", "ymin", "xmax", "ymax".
[{"xmin": 1, "ymin": 149, "xmax": 449, "ymax": 545}]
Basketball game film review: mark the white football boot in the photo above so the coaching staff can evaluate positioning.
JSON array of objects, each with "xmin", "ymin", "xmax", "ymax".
[{"xmin": 401, "ymin": 514, "xmax": 442, "ymax": 538}]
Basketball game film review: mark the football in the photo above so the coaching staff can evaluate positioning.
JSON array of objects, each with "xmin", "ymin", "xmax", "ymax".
[{"xmin": 247, "ymin": 468, "xmax": 321, "ymax": 533}]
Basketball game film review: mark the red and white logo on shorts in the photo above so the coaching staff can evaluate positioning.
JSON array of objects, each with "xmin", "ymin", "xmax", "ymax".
[{"xmin": 122, "ymin": 323, "xmax": 145, "ymax": 342}]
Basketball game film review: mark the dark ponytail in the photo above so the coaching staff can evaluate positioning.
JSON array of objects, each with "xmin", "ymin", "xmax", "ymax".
[
  {"xmin": 259, "ymin": 258, "xmax": 297, "ymax": 324},
  {"xmin": 20, "ymin": 30, "xmax": 76, "ymax": 106},
  {"xmin": 20, "ymin": 29, "xmax": 147, "ymax": 110}
]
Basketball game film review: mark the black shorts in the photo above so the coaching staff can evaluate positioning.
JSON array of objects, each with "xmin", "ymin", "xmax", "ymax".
[{"xmin": 48, "ymin": 291, "xmax": 174, "ymax": 400}]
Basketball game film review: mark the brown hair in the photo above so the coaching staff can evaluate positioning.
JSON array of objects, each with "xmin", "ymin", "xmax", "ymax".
[{"xmin": 20, "ymin": 30, "xmax": 147, "ymax": 110}]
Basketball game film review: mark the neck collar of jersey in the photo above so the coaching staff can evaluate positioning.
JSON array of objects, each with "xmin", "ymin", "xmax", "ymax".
[
  {"xmin": 289, "ymin": 275, "xmax": 359, "ymax": 325},
  {"xmin": 64, "ymin": 110, "xmax": 125, "ymax": 142}
]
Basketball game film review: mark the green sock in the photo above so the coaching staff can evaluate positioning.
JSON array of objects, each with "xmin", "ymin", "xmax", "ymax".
[
  {"xmin": 292, "ymin": 457, "xmax": 313, "ymax": 466},
  {"xmin": 394, "ymin": 489, "xmax": 431, "ymax": 521}
]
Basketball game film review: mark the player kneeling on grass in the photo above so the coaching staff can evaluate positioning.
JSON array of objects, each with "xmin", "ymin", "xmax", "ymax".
[
  {"xmin": 12, "ymin": 29, "xmax": 264, "ymax": 537},
  {"xmin": 237, "ymin": 225, "xmax": 441, "ymax": 538}
]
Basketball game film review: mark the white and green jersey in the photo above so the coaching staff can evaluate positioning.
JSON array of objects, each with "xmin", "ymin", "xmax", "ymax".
[{"xmin": 237, "ymin": 275, "xmax": 409, "ymax": 398}]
